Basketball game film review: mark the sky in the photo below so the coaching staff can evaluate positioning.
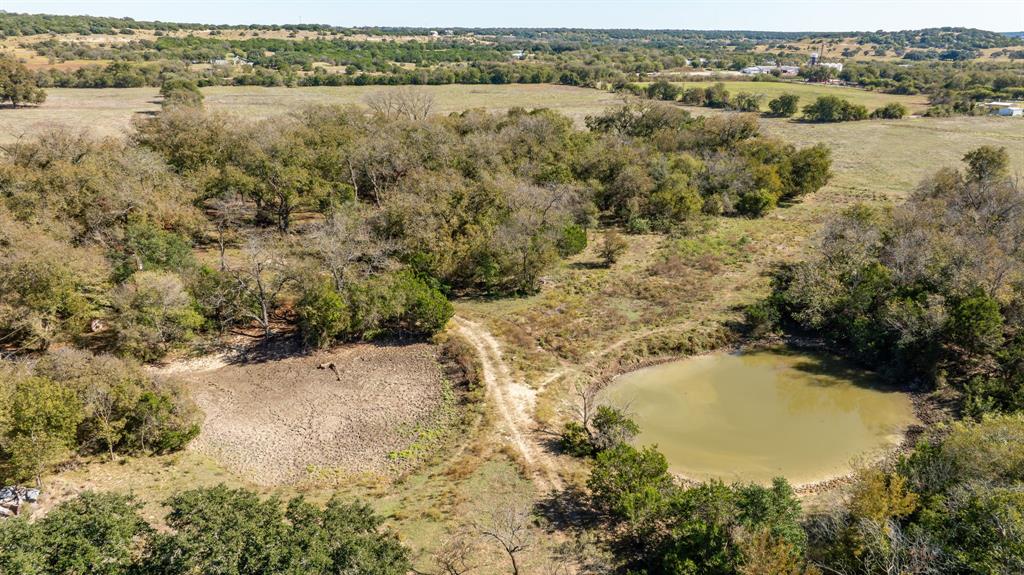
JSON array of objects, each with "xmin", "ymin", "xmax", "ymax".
[{"xmin": 1, "ymin": 1, "xmax": 1022, "ymax": 32}]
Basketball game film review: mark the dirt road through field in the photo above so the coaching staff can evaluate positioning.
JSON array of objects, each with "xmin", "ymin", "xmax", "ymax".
[{"xmin": 453, "ymin": 316, "xmax": 565, "ymax": 493}]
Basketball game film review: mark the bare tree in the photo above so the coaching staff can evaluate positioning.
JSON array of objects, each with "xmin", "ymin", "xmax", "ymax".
[
  {"xmin": 310, "ymin": 210, "xmax": 394, "ymax": 291},
  {"xmin": 365, "ymin": 86, "xmax": 435, "ymax": 121},
  {"xmin": 567, "ymin": 375, "xmax": 601, "ymax": 436},
  {"xmin": 429, "ymin": 528, "xmax": 482, "ymax": 575},
  {"xmin": 205, "ymin": 195, "xmax": 248, "ymax": 271},
  {"xmin": 231, "ymin": 234, "xmax": 294, "ymax": 338},
  {"xmin": 473, "ymin": 489, "xmax": 536, "ymax": 575}
]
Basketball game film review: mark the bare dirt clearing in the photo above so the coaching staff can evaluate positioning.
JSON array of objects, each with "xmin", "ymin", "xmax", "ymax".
[{"xmin": 165, "ymin": 342, "xmax": 449, "ymax": 485}]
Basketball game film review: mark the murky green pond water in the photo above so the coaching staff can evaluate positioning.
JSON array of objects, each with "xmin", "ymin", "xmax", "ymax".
[{"xmin": 606, "ymin": 349, "xmax": 917, "ymax": 486}]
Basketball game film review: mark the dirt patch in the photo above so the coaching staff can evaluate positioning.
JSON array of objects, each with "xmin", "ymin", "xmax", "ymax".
[{"xmin": 174, "ymin": 342, "xmax": 448, "ymax": 485}]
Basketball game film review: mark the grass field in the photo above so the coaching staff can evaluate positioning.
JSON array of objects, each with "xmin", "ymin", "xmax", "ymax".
[
  {"xmin": 0, "ymin": 85, "xmax": 623, "ymax": 143},
  {"xmin": 666, "ymin": 80, "xmax": 931, "ymax": 114}
]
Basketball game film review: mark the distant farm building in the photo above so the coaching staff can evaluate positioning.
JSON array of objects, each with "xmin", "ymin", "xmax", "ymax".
[
  {"xmin": 985, "ymin": 101, "xmax": 1024, "ymax": 116},
  {"xmin": 741, "ymin": 65, "xmax": 800, "ymax": 76}
]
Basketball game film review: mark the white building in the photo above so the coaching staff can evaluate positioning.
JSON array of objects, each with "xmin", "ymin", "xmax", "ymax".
[
  {"xmin": 986, "ymin": 101, "xmax": 1024, "ymax": 116},
  {"xmin": 741, "ymin": 65, "xmax": 800, "ymax": 76}
]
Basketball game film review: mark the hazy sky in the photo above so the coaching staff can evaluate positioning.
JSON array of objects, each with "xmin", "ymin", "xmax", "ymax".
[{"xmin": 3, "ymin": 1, "xmax": 1022, "ymax": 32}]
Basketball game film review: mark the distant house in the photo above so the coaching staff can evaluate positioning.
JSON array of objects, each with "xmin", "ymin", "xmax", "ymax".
[
  {"xmin": 511, "ymin": 50, "xmax": 526, "ymax": 60},
  {"xmin": 210, "ymin": 55, "xmax": 251, "ymax": 66},
  {"xmin": 985, "ymin": 101, "xmax": 1024, "ymax": 116},
  {"xmin": 741, "ymin": 65, "xmax": 799, "ymax": 76},
  {"xmin": 820, "ymin": 62, "xmax": 844, "ymax": 72}
]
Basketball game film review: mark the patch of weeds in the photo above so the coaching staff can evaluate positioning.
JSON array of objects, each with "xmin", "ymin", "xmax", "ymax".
[{"xmin": 388, "ymin": 378, "xmax": 460, "ymax": 467}]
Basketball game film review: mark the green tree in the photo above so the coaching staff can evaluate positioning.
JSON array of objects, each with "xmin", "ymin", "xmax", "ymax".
[
  {"xmin": 38, "ymin": 492, "xmax": 150, "ymax": 575},
  {"xmin": 588, "ymin": 443, "xmax": 674, "ymax": 523},
  {"xmin": 0, "ymin": 54, "xmax": 46, "ymax": 107},
  {"xmin": 297, "ymin": 279, "xmax": 350, "ymax": 348},
  {"xmin": 870, "ymin": 102, "xmax": 907, "ymax": 119},
  {"xmin": 108, "ymin": 271, "xmax": 203, "ymax": 361},
  {"xmin": 767, "ymin": 93, "xmax": 800, "ymax": 117},
  {"xmin": 962, "ymin": 145, "xmax": 1009, "ymax": 181},
  {"xmin": 1, "ymin": 376, "xmax": 83, "ymax": 486},
  {"xmin": 801, "ymin": 96, "xmax": 868, "ymax": 122}
]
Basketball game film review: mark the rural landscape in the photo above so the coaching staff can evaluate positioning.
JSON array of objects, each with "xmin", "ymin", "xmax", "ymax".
[{"xmin": 0, "ymin": 4, "xmax": 1022, "ymax": 574}]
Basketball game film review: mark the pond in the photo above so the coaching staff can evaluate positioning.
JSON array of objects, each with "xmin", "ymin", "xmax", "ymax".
[{"xmin": 605, "ymin": 348, "xmax": 918, "ymax": 486}]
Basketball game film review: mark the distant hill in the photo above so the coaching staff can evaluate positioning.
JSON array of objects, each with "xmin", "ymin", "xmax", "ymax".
[{"xmin": 0, "ymin": 11, "xmax": 1020, "ymax": 51}]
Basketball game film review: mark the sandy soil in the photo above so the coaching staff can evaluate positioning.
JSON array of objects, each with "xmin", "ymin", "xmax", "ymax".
[
  {"xmin": 453, "ymin": 316, "xmax": 565, "ymax": 493},
  {"xmin": 167, "ymin": 342, "xmax": 447, "ymax": 485}
]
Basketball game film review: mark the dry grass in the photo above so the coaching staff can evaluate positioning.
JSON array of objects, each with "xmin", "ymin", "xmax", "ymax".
[
  {"xmin": 666, "ymin": 80, "xmax": 930, "ymax": 113},
  {"xmin": 0, "ymin": 84, "xmax": 623, "ymax": 144}
]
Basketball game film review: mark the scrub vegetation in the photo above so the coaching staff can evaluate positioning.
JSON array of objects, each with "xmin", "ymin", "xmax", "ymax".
[{"xmin": 0, "ymin": 8, "xmax": 1022, "ymax": 575}]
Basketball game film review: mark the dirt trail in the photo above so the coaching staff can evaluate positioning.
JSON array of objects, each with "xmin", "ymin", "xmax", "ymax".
[{"xmin": 453, "ymin": 316, "xmax": 565, "ymax": 493}]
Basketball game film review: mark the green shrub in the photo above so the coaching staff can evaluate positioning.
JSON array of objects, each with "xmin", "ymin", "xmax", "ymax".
[
  {"xmin": 870, "ymin": 102, "xmax": 908, "ymax": 119},
  {"xmin": 767, "ymin": 93, "xmax": 800, "ymax": 117},
  {"xmin": 297, "ymin": 279, "xmax": 351, "ymax": 348},
  {"xmin": 801, "ymin": 95, "xmax": 869, "ymax": 122},
  {"xmin": 736, "ymin": 188, "xmax": 776, "ymax": 217},
  {"xmin": 557, "ymin": 223, "xmax": 588, "ymax": 257}
]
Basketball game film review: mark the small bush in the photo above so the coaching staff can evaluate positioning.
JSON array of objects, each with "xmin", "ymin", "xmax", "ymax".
[
  {"xmin": 870, "ymin": 102, "xmax": 908, "ymax": 119},
  {"xmin": 557, "ymin": 223, "xmax": 588, "ymax": 257}
]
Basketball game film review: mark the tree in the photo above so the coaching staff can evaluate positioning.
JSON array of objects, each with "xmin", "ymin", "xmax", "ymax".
[
  {"xmin": 781, "ymin": 144, "xmax": 832, "ymax": 200},
  {"xmin": 231, "ymin": 235, "xmax": 294, "ymax": 339},
  {"xmin": 297, "ymin": 279, "xmax": 350, "ymax": 348},
  {"xmin": 962, "ymin": 145, "xmax": 1009, "ymax": 181},
  {"xmin": 731, "ymin": 92, "xmax": 763, "ymax": 113},
  {"xmin": 600, "ymin": 230, "xmax": 628, "ymax": 267},
  {"xmin": 38, "ymin": 492, "xmax": 150, "ymax": 575},
  {"xmin": 801, "ymin": 96, "xmax": 868, "ymax": 122},
  {"xmin": 159, "ymin": 76, "xmax": 203, "ymax": 109},
  {"xmin": 767, "ymin": 94, "xmax": 800, "ymax": 117},
  {"xmin": 0, "ymin": 54, "xmax": 46, "ymax": 107},
  {"xmin": 473, "ymin": 487, "xmax": 536, "ymax": 575},
  {"xmin": 365, "ymin": 86, "xmax": 435, "ymax": 120},
  {"xmin": 1, "ymin": 376, "xmax": 83, "ymax": 486},
  {"xmin": 588, "ymin": 443, "xmax": 674, "ymax": 523},
  {"xmin": 108, "ymin": 271, "xmax": 203, "ymax": 361}
]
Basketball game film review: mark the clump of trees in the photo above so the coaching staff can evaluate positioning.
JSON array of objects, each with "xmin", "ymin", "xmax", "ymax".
[
  {"xmin": 0, "ymin": 350, "xmax": 200, "ymax": 485},
  {"xmin": 1, "ymin": 93, "xmax": 829, "ymax": 361},
  {"xmin": 0, "ymin": 53, "xmax": 46, "ymax": 107},
  {"xmin": 752, "ymin": 146, "xmax": 1022, "ymax": 415},
  {"xmin": 801, "ymin": 95, "xmax": 869, "ymax": 122},
  {"xmin": 0, "ymin": 486, "xmax": 408, "ymax": 574},
  {"xmin": 807, "ymin": 415, "xmax": 1024, "ymax": 574},
  {"xmin": 585, "ymin": 101, "xmax": 832, "ymax": 222},
  {"xmin": 587, "ymin": 443, "xmax": 814, "ymax": 574}
]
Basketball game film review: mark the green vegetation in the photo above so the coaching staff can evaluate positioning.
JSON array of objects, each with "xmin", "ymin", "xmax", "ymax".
[
  {"xmin": 754, "ymin": 146, "xmax": 1022, "ymax": 416},
  {"xmin": 801, "ymin": 95, "xmax": 869, "ymax": 122},
  {"xmin": 767, "ymin": 93, "xmax": 800, "ymax": 117},
  {"xmin": 0, "ymin": 486, "xmax": 408, "ymax": 574},
  {"xmin": 0, "ymin": 350, "xmax": 199, "ymax": 485},
  {"xmin": 0, "ymin": 53, "xmax": 45, "ymax": 107}
]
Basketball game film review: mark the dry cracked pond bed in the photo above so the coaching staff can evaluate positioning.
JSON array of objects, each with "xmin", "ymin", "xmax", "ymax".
[{"xmin": 172, "ymin": 342, "xmax": 452, "ymax": 485}]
